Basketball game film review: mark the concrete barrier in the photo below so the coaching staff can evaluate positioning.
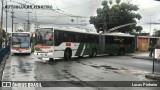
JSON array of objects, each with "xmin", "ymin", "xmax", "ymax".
[{"xmin": 0, "ymin": 46, "xmax": 10, "ymax": 61}]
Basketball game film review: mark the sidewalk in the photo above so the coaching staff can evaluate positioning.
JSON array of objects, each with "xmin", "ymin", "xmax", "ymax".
[
  {"xmin": 131, "ymin": 52, "xmax": 153, "ymax": 60},
  {"xmin": 145, "ymin": 73, "xmax": 160, "ymax": 80},
  {"xmin": 0, "ymin": 54, "xmax": 9, "ymax": 81},
  {"xmin": 131, "ymin": 52, "xmax": 160, "ymax": 80}
]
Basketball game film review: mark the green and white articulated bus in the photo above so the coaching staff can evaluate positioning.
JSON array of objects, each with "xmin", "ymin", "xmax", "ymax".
[{"xmin": 34, "ymin": 27, "xmax": 135, "ymax": 61}]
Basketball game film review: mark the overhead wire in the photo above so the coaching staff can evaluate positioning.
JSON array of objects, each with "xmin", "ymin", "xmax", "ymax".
[{"xmin": 9, "ymin": 0, "xmax": 90, "ymax": 26}]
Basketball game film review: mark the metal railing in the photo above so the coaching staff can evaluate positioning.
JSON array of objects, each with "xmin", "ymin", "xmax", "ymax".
[{"xmin": 0, "ymin": 46, "xmax": 10, "ymax": 61}]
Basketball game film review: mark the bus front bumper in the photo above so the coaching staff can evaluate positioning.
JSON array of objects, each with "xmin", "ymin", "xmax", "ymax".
[
  {"xmin": 11, "ymin": 50, "xmax": 31, "ymax": 54},
  {"xmin": 34, "ymin": 52, "xmax": 53, "ymax": 58}
]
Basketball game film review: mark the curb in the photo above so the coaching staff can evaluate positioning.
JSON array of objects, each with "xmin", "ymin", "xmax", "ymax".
[
  {"xmin": 145, "ymin": 73, "xmax": 160, "ymax": 80},
  {"xmin": 0, "ymin": 53, "xmax": 10, "ymax": 81},
  {"xmin": 132, "ymin": 56, "xmax": 152, "ymax": 60}
]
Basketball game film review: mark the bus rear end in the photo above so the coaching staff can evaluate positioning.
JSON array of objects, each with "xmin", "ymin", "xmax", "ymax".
[
  {"xmin": 11, "ymin": 32, "xmax": 32, "ymax": 54},
  {"xmin": 34, "ymin": 28, "xmax": 54, "ymax": 59}
]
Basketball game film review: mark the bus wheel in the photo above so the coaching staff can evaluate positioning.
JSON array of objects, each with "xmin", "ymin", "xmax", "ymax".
[
  {"xmin": 49, "ymin": 58, "xmax": 54, "ymax": 62},
  {"xmin": 11, "ymin": 53, "xmax": 14, "ymax": 56},
  {"xmin": 78, "ymin": 56, "xmax": 83, "ymax": 59},
  {"xmin": 118, "ymin": 49, "xmax": 125, "ymax": 55},
  {"xmin": 64, "ymin": 49, "xmax": 71, "ymax": 60},
  {"xmin": 92, "ymin": 49, "xmax": 97, "ymax": 57}
]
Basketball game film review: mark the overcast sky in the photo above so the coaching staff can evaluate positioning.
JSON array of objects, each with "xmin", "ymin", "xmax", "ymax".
[{"xmin": 1, "ymin": 0, "xmax": 160, "ymax": 34}]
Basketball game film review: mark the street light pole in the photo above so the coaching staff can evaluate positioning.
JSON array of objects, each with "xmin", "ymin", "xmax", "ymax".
[
  {"xmin": 150, "ymin": 15, "xmax": 152, "ymax": 36},
  {"xmin": 11, "ymin": 9, "xmax": 15, "ymax": 33},
  {"xmin": 0, "ymin": 0, "xmax": 4, "ymax": 29},
  {"xmin": 5, "ymin": 0, "xmax": 8, "ymax": 46},
  {"xmin": 148, "ymin": 15, "xmax": 152, "ymax": 48},
  {"xmin": 26, "ymin": 11, "xmax": 32, "ymax": 32},
  {"xmin": 0, "ymin": 0, "xmax": 4, "ymax": 49}
]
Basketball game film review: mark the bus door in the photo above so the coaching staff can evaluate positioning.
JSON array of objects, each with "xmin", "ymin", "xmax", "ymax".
[{"xmin": 99, "ymin": 34, "xmax": 105, "ymax": 54}]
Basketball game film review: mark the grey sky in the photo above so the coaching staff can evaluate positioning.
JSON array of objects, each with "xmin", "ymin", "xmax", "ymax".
[{"xmin": 1, "ymin": 0, "xmax": 160, "ymax": 34}]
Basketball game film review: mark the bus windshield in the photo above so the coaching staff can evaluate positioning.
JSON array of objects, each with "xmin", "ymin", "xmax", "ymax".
[
  {"xmin": 36, "ymin": 31, "xmax": 54, "ymax": 46},
  {"xmin": 12, "ymin": 34, "xmax": 30, "ymax": 48}
]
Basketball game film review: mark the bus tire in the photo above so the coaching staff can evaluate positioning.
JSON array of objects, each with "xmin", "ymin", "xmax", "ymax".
[
  {"xmin": 91, "ymin": 49, "xmax": 97, "ymax": 57},
  {"xmin": 49, "ymin": 58, "xmax": 54, "ymax": 62},
  {"xmin": 64, "ymin": 49, "xmax": 72, "ymax": 60},
  {"xmin": 11, "ymin": 53, "xmax": 14, "ymax": 56},
  {"xmin": 118, "ymin": 49, "xmax": 125, "ymax": 55},
  {"xmin": 78, "ymin": 56, "xmax": 83, "ymax": 59}
]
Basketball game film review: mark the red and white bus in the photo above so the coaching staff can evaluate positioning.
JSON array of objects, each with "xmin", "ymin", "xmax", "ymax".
[{"xmin": 11, "ymin": 32, "xmax": 33, "ymax": 55}]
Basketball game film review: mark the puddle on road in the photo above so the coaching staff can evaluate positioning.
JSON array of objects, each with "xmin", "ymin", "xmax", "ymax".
[
  {"xmin": 90, "ymin": 64, "xmax": 149, "ymax": 80},
  {"xmin": 12, "ymin": 61, "xmax": 33, "ymax": 73},
  {"xmin": 91, "ymin": 65, "xmax": 119, "ymax": 70}
]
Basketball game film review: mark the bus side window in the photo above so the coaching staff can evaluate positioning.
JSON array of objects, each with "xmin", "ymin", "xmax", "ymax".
[
  {"xmin": 85, "ymin": 34, "xmax": 88, "ymax": 43},
  {"xmin": 55, "ymin": 30, "xmax": 62, "ymax": 46},
  {"xmin": 78, "ymin": 33, "xmax": 83, "ymax": 42},
  {"xmin": 68, "ymin": 32, "xmax": 71, "ymax": 42},
  {"xmin": 70, "ymin": 32, "xmax": 76, "ymax": 42}
]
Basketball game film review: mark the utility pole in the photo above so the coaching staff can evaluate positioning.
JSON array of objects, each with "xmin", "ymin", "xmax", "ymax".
[
  {"xmin": 76, "ymin": 16, "xmax": 79, "ymax": 28},
  {"xmin": 23, "ymin": 23, "xmax": 26, "ymax": 31},
  {"xmin": 26, "ymin": 11, "xmax": 32, "ymax": 32},
  {"xmin": 1, "ymin": 0, "xmax": 4, "ymax": 29},
  {"xmin": 34, "ymin": 23, "xmax": 36, "ymax": 31},
  {"xmin": 149, "ymin": 15, "xmax": 152, "ymax": 36},
  {"xmin": 14, "ymin": 23, "xmax": 18, "ymax": 32},
  {"xmin": 103, "ymin": 14, "xmax": 107, "ymax": 33},
  {"xmin": 5, "ymin": 0, "xmax": 8, "ymax": 33},
  {"xmin": 0, "ymin": 0, "xmax": 4, "ymax": 48},
  {"xmin": 148, "ymin": 15, "xmax": 152, "ymax": 52},
  {"xmin": 37, "ymin": 22, "xmax": 40, "ymax": 29},
  {"xmin": 11, "ymin": 9, "xmax": 15, "ymax": 33},
  {"xmin": 5, "ymin": 0, "xmax": 8, "ymax": 46}
]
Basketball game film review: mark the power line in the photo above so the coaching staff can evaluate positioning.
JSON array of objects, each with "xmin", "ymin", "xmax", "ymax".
[
  {"xmin": 10, "ymin": 0, "xmax": 88, "ymax": 18},
  {"xmin": 59, "ymin": 0, "xmax": 96, "ymax": 10},
  {"xmin": 9, "ymin": 0, "xmax": 90, "ymax": 27}
]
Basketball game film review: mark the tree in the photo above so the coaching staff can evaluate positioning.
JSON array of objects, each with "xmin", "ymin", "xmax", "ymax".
[
  {"xmin": 135, "ymin": 26, "xmax": 143, "ymax": 33},
  {"xmin": 0, "ymin": 28, "xmax": 3, "ymax": 49},
  {"xmin": 153, "ymin": 29, "xmax": 160, "ymax": 36},
  {"xmin": 89, "ymin": 0, "xmax": 142, "ymax": 33},
  {"xmin": 0, "ymin": 28, "xmax": 7, "ymax": 49}
]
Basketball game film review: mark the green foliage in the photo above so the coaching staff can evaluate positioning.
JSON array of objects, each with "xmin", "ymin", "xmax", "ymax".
[
  {"xmin": 109, "ymin": 0, "xmax": 113, "ymax": 5},
  {"xmin": 0, "ymin": 28, "xmax": 7, "ymax": 41},
  {"xmin": 89, "ymin": 0, "xmax": 142, "ymax": 33},
  {"xmin": 135, "ymin": 26, "xmax": 143, "ymax": 33},
  {"xmin": 153, "ymin": 29, "xmax": 160, "ymax": 36}
]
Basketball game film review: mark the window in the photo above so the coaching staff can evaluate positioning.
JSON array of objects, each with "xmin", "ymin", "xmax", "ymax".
[{"xmin": 105, "ymin": 36, "xmax": 115, "ymax": 44}]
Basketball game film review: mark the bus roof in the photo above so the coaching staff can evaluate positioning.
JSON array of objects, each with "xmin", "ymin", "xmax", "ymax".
[
  {"xmin": 138, "ymin": 36, "xmax": 160, "ymax": 38},
  {"xmin": 55, "ymin": 27, "xmax": 98, "ymax": 34},
  {"xmin": 37, "ymin": 27, "xmax": 98, "ymax": 35},
  {"xmin": 11, "ymin": 32, "xmax": 31, "ymax": 34},
  {"xmin": 36, "ymin": 27, "xmax": 135, "ymax": 37},
  {"xmin": 104, "ymin": 33, "xmax": 135, "ymax": 37}
]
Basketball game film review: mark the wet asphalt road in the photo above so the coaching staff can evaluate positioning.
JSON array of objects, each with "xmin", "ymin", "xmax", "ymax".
[{"xmin": 1, "ymin": 53, "xmax": 160, "ymax": 90}]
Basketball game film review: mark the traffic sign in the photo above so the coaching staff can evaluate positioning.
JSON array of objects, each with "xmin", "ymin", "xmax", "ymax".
[{"xmin": 154, "ymin": 49, "xmax": 160, "ymax": 59}]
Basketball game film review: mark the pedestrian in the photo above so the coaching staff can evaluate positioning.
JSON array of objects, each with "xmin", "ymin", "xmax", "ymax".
[{"xmin": 148, "ymin": 45, "xmax": 154, "ymax": 57}]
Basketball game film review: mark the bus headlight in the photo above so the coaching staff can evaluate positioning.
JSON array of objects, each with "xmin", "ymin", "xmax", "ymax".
[{"xmin": 48, "ymin": 50, "xmax": 53, "ymax": 52}]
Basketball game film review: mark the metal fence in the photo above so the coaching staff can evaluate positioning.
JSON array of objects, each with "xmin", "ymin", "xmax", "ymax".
[{"xmin": 0, "ymin": 46, "xmax": 10, "ymax": 61}]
